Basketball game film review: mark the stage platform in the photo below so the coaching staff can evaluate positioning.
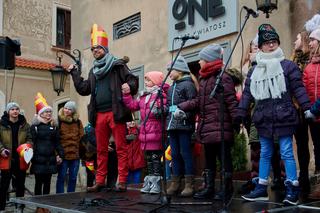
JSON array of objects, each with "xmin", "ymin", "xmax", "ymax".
[{"xmin": 9, "ymin": 181, "xmax": 320, "ymax": 213}]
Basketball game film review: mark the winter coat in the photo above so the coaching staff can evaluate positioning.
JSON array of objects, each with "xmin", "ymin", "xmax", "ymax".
[
  {"xmin": 30, "ymin": 117, "xmax": 64, "ymax": 174},
  {"xmin": 238, "ymin": 59, "xmax": 310, "ymax": 139},
  {"xmin": 303, "ymin": 58, "xmax": 320, "ymax": 104},
  {"xmin": 178, "ymin": 71, "xmax": 238, "ymax": 144},
  {"xmin": 166, "ymin": 76, "xmax": 197, "ymax": 131},
  {"xmin": 0, "ymin": 113, "xmax": 32, "ymax": 169},
  {"xmin": 58, "ymin": 108, "xmax": 84, "ymax": 160},
  {"xmin": 70, "ymin": 59, "xmax": 139, "ymax": 126},
  {"xmin": 122, "ymin": 89, "xmax": 167, "ymax": 150}
]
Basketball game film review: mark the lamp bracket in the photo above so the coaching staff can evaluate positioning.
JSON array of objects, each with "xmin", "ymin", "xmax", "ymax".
[{"xmin": 56, "ymin": 49, "xmax": 82, "ymax": 71}]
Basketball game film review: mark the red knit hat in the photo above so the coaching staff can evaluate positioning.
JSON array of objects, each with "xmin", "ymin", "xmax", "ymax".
[
  {"xmin": 145, "ymin": 71, "xmax": 164, "ymax": 86},
  {"xmin": 34, "ymin": 92, "xmax": 52, "ymax": 115},
  {"xmin": 91, "ymin": 24, "xmax": 108, "ymax": 49}
]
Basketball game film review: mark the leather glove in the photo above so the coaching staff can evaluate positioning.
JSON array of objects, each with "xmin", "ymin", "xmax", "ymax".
[
  {"xmin": 173, "ymin": 108, "xmax": 187, "ymax": 120},
  {"xmin": 304, "ymin": 110, "xmax": 316, "ymax": 121}
]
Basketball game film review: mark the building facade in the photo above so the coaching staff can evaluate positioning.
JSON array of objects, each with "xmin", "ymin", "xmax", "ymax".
[
  {"xmin": 69, "ymin": 0, "xmax": 320, "ymax": 173},
  {"xmin": 0, "ymin": 0, "xmax": 72, "ymax": 121}
]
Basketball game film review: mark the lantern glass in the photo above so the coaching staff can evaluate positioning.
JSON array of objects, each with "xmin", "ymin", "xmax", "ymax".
[
  {"xmin": 256, "ymin": 0, "xmax": 278, "ymax": 18},
  {"xmin": 50, "ymin": 65, "xmax": 68, "ymax": 96}
]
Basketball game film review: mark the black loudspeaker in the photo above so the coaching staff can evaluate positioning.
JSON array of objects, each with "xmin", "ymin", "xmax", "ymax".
[{"xmin": 0, "ymin": 37, "xmax": 21, "ymax": 70}]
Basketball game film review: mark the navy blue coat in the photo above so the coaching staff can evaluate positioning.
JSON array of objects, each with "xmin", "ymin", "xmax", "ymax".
[
  {"xmin": 237, "ymin": 59, "xmax": 310, "ymax": 139},
  {"xmin": 166, "ymin": 76, "xmax": 197, "ymax": 131}
]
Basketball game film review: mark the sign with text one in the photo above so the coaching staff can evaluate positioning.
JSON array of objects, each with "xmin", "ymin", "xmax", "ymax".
[{"xmin": 168, "ymin": 0, "xmax": 238, "ymax": 51}]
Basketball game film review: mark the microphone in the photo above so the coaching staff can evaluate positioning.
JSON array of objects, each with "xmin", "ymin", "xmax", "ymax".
[
  {"xmin": 174, "ymin": 35, "xmax": 199, "ymax": 40},
  {"xmin": 243, "ymin": 6, "xmax": 259, "ymax": 18}
]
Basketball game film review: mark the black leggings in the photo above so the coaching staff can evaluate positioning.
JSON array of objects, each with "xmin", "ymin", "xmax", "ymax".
[
  {"xmin": 204, "ymin": 143, "xmax": 232, "ymax": 174},
  {"xmin": 0, "ymin": 161, "xmax": 26, "ymax": 210},
  {"xmin": 34, "ymin": 174, "xmax": 52, "ymax": 195}
]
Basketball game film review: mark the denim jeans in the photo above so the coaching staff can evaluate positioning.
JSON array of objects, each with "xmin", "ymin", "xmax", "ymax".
[
  {"xmin": 128, "ymin": 169, "xmax": 142, "ymax": 184},
  {"xmin": 259, "ymin": 136, "xmax": 297, "ymax": 183},
  {"xmin": 169, "ymin": 130, "xmax": 193, "ymax": 175},
  {"xmin": 56, "ymin": 159, "xmax": 80, "ymax": 193}
]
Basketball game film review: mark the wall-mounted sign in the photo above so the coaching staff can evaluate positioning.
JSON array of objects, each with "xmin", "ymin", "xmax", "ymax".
[{"xmin": 168, "ymin": 0, "xmax": 238, "ymax": 51}]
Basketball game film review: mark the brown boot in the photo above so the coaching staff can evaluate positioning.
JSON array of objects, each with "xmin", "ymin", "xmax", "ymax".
[
  {"xmin": 167, "ymin": 176, "xmax": 181, "ymax": 195},
  {"xmin": 36, "ymin": 207, "xmax": 44, "ymax": 213},
  {"xmin": 309, "ymin": 184, "xmax": 320, "ymax": 199},
  {"xmin": 180, "ymin": 175, "xmax": 194, "ymax": 197},
  {"xmin": 87, "ymin": 183, "xmax": 105, "ymax": 192}
]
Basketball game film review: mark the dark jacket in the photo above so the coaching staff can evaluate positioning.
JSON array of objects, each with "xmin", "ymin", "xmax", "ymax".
[
  {"xmin": 70, "ymin": 59, "xmax": 138, "ymax": 126},
  {"xmin": 30, "ymin": 117, "xmax": 64, "ymax": 174},
  {"xmin": 178, "ymin": 71, "xmax": 238, "ymax": 144},
  {"xmin": 166, "ymin": 76, "xmax": 197, "ymax": 131},
  {"xmin": 237, "ymin": 59, "xmax": 310, "ymax": 139},
  {"xmin": 0, "ymin": 113, "xmax": 32, "ymax": 169}
]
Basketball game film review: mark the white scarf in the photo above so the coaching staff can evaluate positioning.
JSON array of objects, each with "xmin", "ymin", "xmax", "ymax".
[{"xmin": 250, "ymin": 47, "xmax": 287, "ymax": 100}]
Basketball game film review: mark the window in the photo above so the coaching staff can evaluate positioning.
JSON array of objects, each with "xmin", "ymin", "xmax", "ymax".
[
  {"xmin": 131, "ymin": 65, "xmax": 144, "ymax": 91},
  {"xmin": 0, "ymin": 0, "xmax": 3, "ymax": 36},
  {"xmin": 52, "ymin": 3, "xmax": 71, "ymax": 49},
  {"xmin": 113, "ymin": 13, "xmax": 141, "ymax": 40}
]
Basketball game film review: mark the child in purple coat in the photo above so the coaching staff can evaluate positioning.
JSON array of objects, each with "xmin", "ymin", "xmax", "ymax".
[{"xmin": 122, "ymin": 71, "xmax": 167, "ymax": 194}]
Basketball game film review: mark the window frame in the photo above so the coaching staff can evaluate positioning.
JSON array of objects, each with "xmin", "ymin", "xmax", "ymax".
[{"xmin": 52, "ymin": 2, "xmax": 71, "ymax": 49}]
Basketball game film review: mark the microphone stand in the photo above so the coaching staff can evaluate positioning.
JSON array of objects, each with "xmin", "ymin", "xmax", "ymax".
[
  {"xmin": 209, "ymin": 10, "xmax": 252, "ymax": 213},
  {"xmin": 143, "ymin": 39, "xmax": 187, "ymax": 212}
]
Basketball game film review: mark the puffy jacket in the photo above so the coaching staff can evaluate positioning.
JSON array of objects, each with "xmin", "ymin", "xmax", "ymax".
[
  {"xmin": 70, "ymin": 59, "xmax": 139, "ymax": 126},
  {"xmin": 178, "ymin": 71, "xmax": 238, "ymax": 144},
  {"xmin": 0, "ymin": 113, "xmax": 32, "ymax": 169},
  {"xmin": 303, "ymin": 58, "xmax": 320, "ymax": 104},
  {"xmin": 238, "ymin": 59, "xmax": 310, "ymax": 138},
  {"xmin": 58, "ymin": 108, "xmax": 84, "ymax": 160},
  {"xmin": 30, "ymin": 117, "xmax": 64, "ymax": 174},
  {"xmin": 166, "ymin": 76, "xmax": 197, "ymax": 131},
  {"xmin": 122, "ymin": 88, "xmax": 167, "ymax": 150}
]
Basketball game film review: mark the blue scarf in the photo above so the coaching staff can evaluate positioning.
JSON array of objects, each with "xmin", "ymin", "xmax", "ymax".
[{"xmin": 93, "ymin": 53, "xmax": 118, "ymax": 80}]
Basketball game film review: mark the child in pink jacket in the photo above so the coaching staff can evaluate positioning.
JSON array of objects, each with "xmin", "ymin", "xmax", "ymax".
[{"xmin": 122, "ymin": 71, "xmax": 167, "ymax": 194}]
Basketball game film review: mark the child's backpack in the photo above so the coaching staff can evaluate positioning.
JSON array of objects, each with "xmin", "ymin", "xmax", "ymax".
[{"xmin": 79, "ymin": 123, "xmax": 97, "ymax": 161}]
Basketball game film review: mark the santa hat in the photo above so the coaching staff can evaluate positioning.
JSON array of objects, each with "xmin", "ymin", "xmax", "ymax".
[
  {"xmin": 16, "ymin": 143, "xmax": 33, "ymax": 170},
  {"xmin": 145, "ymin": 71, "xmax": 164, "ymax": 86},
  {"xmin": 91, "ymin": 24, "xmax": 108, "ymax": 51},
  {"xmin": 34, "ymin": 92, "xmax": 52, "ymax": 115}
]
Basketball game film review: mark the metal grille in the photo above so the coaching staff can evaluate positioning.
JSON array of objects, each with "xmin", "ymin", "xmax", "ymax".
[{"xmin": 113, "ymin": 13, "xmax": 141, "ymax": 40}]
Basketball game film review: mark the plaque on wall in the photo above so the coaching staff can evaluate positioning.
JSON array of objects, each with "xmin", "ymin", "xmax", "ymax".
[{"xmin": 168, "ymin": 0, "xmax": 238, "ymax": 51}]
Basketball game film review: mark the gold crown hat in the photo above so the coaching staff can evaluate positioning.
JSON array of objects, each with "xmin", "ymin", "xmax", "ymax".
[
  {"xmin": 34, "ymin": 92, "xmax": 52, "ymax": 115},
  {"xmin": 91, "ymin": 24, "xmax": 108, "ymax": 50}
]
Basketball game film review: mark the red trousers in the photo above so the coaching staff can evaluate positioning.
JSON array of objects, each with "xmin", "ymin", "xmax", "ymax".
[{"xmin": 95, "ymin": 111, "xmax": 128, "ymax": 184}]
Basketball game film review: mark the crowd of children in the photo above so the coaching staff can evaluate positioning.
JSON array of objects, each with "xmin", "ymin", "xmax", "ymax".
[{"xmin": 2, "ymin": 15, "xmax": 320, "ymax": 213}]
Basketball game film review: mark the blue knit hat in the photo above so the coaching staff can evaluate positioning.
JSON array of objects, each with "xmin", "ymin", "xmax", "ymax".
[
  {"xmin": 6, "ymin": 102, "xmax": 20, "ymax": 112},
  {"xmin": 199, "ymin": 44, "xmax": 223, "ymax": 62},
  {"xmin": 167, "ymin": 56, "xmax": 190, "ymax": 73}
]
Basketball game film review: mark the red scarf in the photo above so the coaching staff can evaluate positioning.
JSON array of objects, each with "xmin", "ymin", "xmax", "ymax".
[{"xmin": 199, "ymin": 59, "xmax": 223, "ymax": 78}]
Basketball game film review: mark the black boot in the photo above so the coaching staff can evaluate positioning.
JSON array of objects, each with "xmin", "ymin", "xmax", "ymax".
[
  {"xmin": 193, "ymin": 169, "xmax": 215, "ymax": 199},
  {"xmin": 214, "ymin": 172, "xmax": 234, "ymax": 202}
]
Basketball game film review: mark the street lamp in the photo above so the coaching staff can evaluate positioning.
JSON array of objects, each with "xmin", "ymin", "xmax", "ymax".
[
  {"xmin": 50, "ymin": 49, "xmax": 81, "ymax": 96},
  {"xmin": 256, "ymin": 0, "xmax": 278, "ymax": 18}
]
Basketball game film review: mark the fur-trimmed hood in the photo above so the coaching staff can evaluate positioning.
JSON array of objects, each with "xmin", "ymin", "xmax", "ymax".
[
  {"xmin": 31, "ymin": 114, "xmax": 57, "ymax": 127},
  {"xmin": 58, "ymin": 108, "xmax": 79, "ymax": 123}
]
